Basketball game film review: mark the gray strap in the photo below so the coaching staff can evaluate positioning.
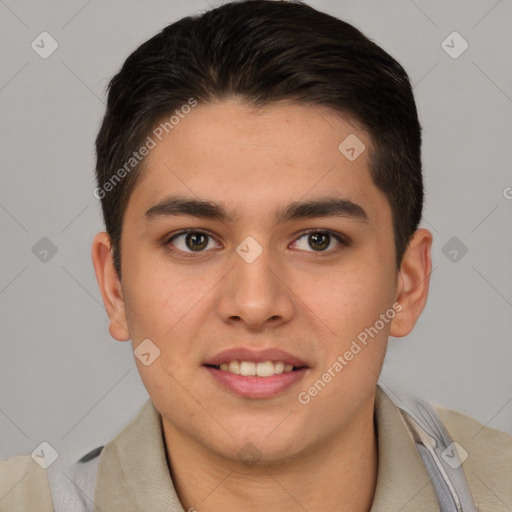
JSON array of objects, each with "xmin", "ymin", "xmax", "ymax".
[
  {"xmin": 397, "ymin": 399, "xmax": 480, "ymax": 512},
  {"xmin": 416, "ymin": 442, "xmax": 463, "ymax": 512},
  {"xmin": 47, "ymin": 446, "xmax": 103, "ymax": 512}
]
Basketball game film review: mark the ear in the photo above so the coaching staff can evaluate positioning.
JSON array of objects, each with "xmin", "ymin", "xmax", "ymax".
[
  {"xmin": 389, "ymin": 228, "xmax": 433, "ymax": 338},
  {"xmin": 91, "ymin": 232, "xmax": 130, "ymax": 341}
]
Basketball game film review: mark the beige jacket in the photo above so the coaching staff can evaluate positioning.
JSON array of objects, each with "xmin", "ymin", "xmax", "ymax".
[{"xmin": 1, "ymin": 386, "xmax": 510, "ymax": 511}]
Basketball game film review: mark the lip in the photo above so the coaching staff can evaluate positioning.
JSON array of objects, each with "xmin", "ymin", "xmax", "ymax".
[
  {"xmin": 204, "ymin": 366, "xmax": 309, "ymax": 399},
  {"xmin": 203, "ymin": 347, "xmax": 309, "ymax": 367}
]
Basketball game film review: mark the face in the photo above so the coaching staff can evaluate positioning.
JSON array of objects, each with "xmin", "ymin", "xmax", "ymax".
[{"xmin": 93, "ymin": 98, "xmax": 431, "ymax": 465}]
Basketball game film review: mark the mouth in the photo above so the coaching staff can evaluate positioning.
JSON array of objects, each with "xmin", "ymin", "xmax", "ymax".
[
  {"xmin": 203, "ymin": 347, "xmax": 310, "ymax": 399},
  {"xmin": 204, "ymin": 360, "xmax": 307, "ymax": 376}
]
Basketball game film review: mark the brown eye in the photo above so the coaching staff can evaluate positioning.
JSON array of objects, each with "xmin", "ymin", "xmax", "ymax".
[
  {"xmin": 166, "ymin": 230, "xmax": 218, "ymax": 255},
  {"xmin": 185, "ymin": 232, "xmax": 209, "ymax": 251},
  {"xmin": 308, "ymin": 232, "xmax": 330, "ymax": 251},
  {"xmin": 292, "ymin": 230, "xmax": 347, "ymax": 253}
]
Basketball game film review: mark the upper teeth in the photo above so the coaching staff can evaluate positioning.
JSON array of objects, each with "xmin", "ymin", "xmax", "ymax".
[{"xmin": 218, "ymin": 360, "xmax": 294, "ymax": 377}]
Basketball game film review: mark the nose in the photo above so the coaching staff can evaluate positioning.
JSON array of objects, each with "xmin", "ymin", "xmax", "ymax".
[{"xmin": 215, "ymin": 242, "xmax": 295, "ymax": 331}]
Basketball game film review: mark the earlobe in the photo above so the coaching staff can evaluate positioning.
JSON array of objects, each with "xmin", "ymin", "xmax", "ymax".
[
  {"xmin": 389, "ymin": 228, "xmax": 433, "ymax": 338},
  {"xmin": 91, "ymin": 232, "xmax": 131, "ymax": 341}
]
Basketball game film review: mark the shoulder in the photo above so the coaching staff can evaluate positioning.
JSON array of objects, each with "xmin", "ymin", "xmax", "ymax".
[
  {"xmin": 435, "ymin": 404, "xmax": 512, "ymax": 511},
  {"xmin": 0, "ymin": 455, "xmax": 53, "ymax": 512}
]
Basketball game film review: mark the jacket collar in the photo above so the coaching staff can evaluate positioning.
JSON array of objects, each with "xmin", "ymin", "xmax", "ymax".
[
  {"xmin": 370, "ymin": 386, "xmax": 440, "ymax": 511},
  {"xmin": 94, "ymin": 386, "xmax": 440, "ymax": 511}
]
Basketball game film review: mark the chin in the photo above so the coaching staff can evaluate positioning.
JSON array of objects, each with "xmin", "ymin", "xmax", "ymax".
[{"xmin": 208, "ymin": 432, "xmax": 307, "ymax": 467}]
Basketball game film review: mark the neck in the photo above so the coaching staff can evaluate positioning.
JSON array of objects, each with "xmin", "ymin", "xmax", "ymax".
[{"xmin": 163, "ymin": 396, "xmax": 378, "ymax": 512}]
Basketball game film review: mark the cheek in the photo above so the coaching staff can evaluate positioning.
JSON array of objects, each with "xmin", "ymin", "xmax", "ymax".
[
  {"xmin": 121, "ymin": 255, "xmax": 220, "ymax": 381},
  {"xmin": 294, "ymin": 261, "xmax": 395, "ymax": 343},
  {"xmin": 296, "ymin": 268, "xmax": 393, "ymax": 412},
  {"xmin": 122, "ymin": 249, "xmax": 196, "ymax": 334}
]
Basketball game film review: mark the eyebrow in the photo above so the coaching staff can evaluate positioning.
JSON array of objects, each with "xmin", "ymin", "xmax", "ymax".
[{"xmin": 145, "ymin": 195, "xmax": 368, "ymax": 224}]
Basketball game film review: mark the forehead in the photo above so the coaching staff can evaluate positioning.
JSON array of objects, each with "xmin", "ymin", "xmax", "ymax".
[{"xmin": 127, "ymin": 99, "xmax": 390, "ymax": 226}]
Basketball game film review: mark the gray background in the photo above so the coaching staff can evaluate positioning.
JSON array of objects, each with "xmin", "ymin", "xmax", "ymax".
[{"xmin": 1, "ymin": 0, "xmax": 511, "ymax": 463}]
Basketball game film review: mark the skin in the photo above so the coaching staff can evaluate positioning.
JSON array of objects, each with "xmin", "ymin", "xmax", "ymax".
[{"xmin": 92, "ymin": 98, "xmax": 432, "ymax": 512}]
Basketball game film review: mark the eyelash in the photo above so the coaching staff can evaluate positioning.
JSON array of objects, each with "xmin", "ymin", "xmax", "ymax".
[{"xmin": 163, "ymin": 228, "xmax": 349, "ymax": 258}]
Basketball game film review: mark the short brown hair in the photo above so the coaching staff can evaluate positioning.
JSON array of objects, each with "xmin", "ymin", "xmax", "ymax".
[{"xmin": 95, "ymin": 0, "xmax": 423, "ymax": 276}]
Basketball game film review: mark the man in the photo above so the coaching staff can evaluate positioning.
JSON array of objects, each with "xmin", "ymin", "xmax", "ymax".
[{"xmin": 1, "ymin": 1, "xmax": 510, "ymax": 511}]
